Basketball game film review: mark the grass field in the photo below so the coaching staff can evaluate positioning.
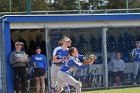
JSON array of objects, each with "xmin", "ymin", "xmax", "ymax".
[
  {"xmin": 82, "ymin": 87, "xmax": 140, "ymax": 93},
  {"xmin": 29, "ymin": 87, "xmax": 140, "ymax": 93}
]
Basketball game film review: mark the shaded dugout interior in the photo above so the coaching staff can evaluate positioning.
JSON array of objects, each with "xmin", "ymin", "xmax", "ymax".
[{"xmin": 0, "ymin": 14, "xmax": 140, "ymax": 93}]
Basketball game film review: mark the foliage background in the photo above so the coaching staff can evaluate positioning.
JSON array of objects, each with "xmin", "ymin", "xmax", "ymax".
[{"xmin": 0, "ymin": 0, "xmax": 140, "ymax": 12}]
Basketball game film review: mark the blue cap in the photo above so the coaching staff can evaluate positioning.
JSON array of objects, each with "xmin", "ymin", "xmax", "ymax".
[{"xmin": 36, "ymin": 47, "xmax": 41, "ymax": 50}]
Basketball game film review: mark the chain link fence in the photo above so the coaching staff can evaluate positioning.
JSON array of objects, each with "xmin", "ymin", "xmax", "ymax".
[{"xmin": 45, "ymin": 26, "xmax": 140, "ymax": 91}]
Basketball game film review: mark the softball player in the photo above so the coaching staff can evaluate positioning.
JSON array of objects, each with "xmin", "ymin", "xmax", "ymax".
[
  {"xmin": 131, "ymin": 41, "xmax": 140, "ymax": 85},
  {"xmin": 51, "ymin": 36, "xmax": 71, "ymax": 93},
  {"xmin": 31, "ymin": 47, "xmax": 47, "ymax": 93},
  {"xmin": 55, "ymin": 47, "xmax": 90, "ymax": 93}
]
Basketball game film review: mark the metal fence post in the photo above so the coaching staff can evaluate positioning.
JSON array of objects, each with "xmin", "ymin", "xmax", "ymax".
[
  {"xmin": 102, "ymin": 27, "xmax": 108, "ymax": 88},
  {"xmin": 126, "ymin": 0, "xmax": 129, "ymax": 13},
  {"xmin": 77, "ymin": 0, "xmax": 81, "ymax": 14},
  {"xmin": 0, "ymin": 22, "xmax": 2, "ymax": 93},
  {"xmin": 27, "ymin": 0, "xmax": 31, "ymax": 14},
  {"xmin": 9, "ymin": 0, "xmax": 12, "ymax": 13},
  {"xmin": 45, "ymin": 27, "xmax": 51, "ymax": 93}
]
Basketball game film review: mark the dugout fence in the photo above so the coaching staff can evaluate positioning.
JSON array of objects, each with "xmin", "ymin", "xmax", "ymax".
[{"xmin": 45, "ymin": 25, "xmax": 140, "ymax": 91}]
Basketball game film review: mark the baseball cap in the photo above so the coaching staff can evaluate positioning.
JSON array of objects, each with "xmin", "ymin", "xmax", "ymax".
[
  {"xmin": 20, "ymin": 42, "xmax": 24, "ymax": 45},
  {"xmin": 36, "ymin": 47, "xmax": 41, "ymax": 50}
]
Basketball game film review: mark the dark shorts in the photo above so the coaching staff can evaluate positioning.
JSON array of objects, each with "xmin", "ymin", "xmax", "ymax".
[{"xmin": 34, "ymin": 68, "xmax": 45, "ymax": 77}]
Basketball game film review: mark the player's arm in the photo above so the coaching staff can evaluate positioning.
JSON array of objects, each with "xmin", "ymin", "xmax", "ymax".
[
  {"xmin": 52, "ymin": 56, "xmax": 63, "ymax": 63},
  {"xmin": 9, "ymin": 52, "xmax": 16, "ymax": 65},
  {"xmin": 78, "ymin": 54, "xmax": 85, "ymax": 63},
  {"xmin": 69, "ymin": 60, "xmax": 89, "ymax": 69},
  {"xmin": 31, "ymin": 55, "xmax": 37, "ymax": 68},
  {"xmin": 52, "ymin": 47, "xmax": 64, "ymax": 63}
]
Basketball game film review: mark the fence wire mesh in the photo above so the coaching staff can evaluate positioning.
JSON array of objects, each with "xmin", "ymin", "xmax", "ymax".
[
  {"xmin": 107, "ymin": 27, "xmax": 140, "ymax": 87},
  {"xmin": 46, "ymin": 26, "xmax": 140, "ymax": 91}
]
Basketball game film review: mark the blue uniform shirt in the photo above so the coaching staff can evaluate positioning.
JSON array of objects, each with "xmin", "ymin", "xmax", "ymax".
[
  {"xmin": 78, "ymin": 54, "xmax": 85, "ymax": 62},
  {"xmin": 31, "ymin": 54, "xmax": 47, "ymax": 70},
  {"xmin": 53, "ymin": 46, "xmax": 69, "ymax": 65},
  {"xmin": 132, "ymin": 48, "xmax": 140, "ymax": 62},
  {"xmin": 60, "ymin": 56, "xmax": 89, "ymax": 74}
]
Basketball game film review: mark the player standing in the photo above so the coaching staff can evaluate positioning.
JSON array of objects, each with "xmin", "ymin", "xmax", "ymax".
[
  {"xmin": 131, "ymin": 41, "xmax": 140, "ymax": 85},
  {"xmin": 51, "ymin": 36, "xmax": 71, "ymax": 93},
  {"xmin": 31, "ymin": 47, "xmax": 47, "ymax": 93}
]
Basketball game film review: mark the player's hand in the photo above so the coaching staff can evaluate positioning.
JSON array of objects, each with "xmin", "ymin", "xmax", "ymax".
[
  {"xmin": 16, "ymin": 58, "xmax": 21, "ymax": 62},
  {"xmin": 61, "ymin": 58, "xmax": 68, "ymax": 62},
  {"xmin": 33, "ymin": 62, "xmax": 37, "ymax": 68},
  {"xmin": 83, "ymin": 59, "xmax": 91, "ymax": 65},
  {"xmin": 70, "ymin": 66, "xmax": 76, "ymax": 71}
]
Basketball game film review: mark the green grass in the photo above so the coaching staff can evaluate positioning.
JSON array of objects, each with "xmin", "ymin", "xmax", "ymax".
[
  {"xmin": 29, "ymin": 87, "xmax": 140, "ymax": 93},
  {"xmin": 82, "ymin": 87, "xmax": 140, "ymax": 93}
]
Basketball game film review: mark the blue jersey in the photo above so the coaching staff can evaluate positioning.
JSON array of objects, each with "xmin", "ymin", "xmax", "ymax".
[
  {"xmin": 53, "ymin": 46, "xmax": 69, "ymax": 65},
  {"xmin": 31, "ymin": 54, "xmax": 47, "ymax": 70},
  {"xmin": 60, "ymin": 56, "xmax": 89, "ymax": 74},
  {"xmin": 132, "ymin": 48, "xmax": 140, "ymax": 62},
  {"xmin": 78, "ymin": 54, "xmax": 85, "ymax": 63}
]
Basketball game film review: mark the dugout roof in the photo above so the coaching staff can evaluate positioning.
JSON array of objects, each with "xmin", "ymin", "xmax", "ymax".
[{"xmin": 1, "ymin": 13, "xmax": 140, "ymax": 29}]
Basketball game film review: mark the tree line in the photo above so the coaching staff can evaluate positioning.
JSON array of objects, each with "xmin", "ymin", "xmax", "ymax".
[{"xmin": 0, "ymin": 0, "xmax": 140, "ymax": 12}]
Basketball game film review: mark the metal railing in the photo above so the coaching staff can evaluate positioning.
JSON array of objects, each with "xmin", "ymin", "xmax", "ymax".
[{"xmin": 0, "ymin": 8, "xmax": 140, "ymax": 16}]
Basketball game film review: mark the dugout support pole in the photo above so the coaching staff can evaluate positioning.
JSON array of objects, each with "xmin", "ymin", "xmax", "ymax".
[
  {"xmin": 126, "ymin": 0, "xmax": 129, "ymax": 13},
  {"xmin": 45, "ymin": 27, "xmax": 51, "ymax": 93},
  {"xmin": 102, "ymin": 27, "xmax": 108, "ymax": 88}
]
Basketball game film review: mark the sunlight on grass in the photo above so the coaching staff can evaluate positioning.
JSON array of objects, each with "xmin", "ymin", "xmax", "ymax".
[{"xmin": 82, "ymin": 87, "xmax": 140, "ymax": 93}]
